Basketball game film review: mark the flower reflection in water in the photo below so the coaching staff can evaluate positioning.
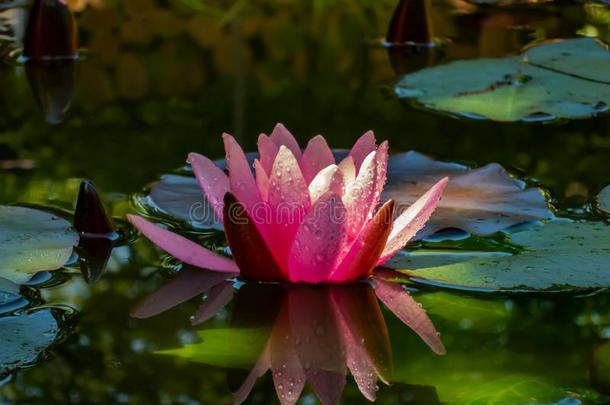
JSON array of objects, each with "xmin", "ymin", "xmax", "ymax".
[{"xmin": 132, "ymin": 269, "xmax": 444, "ymax": 405}]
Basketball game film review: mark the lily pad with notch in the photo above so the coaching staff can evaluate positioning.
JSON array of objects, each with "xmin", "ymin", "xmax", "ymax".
[
  {"xmin": 396, "ymin": 37, "xmax": 610, "ymax": 122},
  {"xmin": 388, "ymin": 220, "xmax": 610, "ymax": 292}
]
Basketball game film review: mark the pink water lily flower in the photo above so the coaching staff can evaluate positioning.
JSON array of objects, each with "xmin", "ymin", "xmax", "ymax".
[{"xmin": 128, "ymin": 124, "xmax": 447, "ymax": 283}]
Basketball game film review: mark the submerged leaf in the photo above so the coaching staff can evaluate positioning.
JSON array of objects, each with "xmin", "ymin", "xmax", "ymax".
[
  {"xmin": 0, "ymin": 206, "xmax": 79, "ymax": 284},
  {"xmin": 396, "ymin": 38, "xmax": 610, "ymax": 122},
  {"xmin": 391, "ymin": 220, "xmax": 610, "ymax": 292}
]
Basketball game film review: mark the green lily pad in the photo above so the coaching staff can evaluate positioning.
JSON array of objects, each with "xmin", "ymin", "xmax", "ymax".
[
  {"xmin": 396, "ymin": 38, "xmax": 610, "ymax": 122},
  {"xmin": 598, "ymin": 185, "xmax": 610, "ymax": 214},
  {"xmin": 524, "ymin": 37, "xmax": 610, "ymax": 84},
  {"xmin": 0, "ymin": 309, "xmax": 59, "ymax": 375},
  {"xmin": 0, "ymin": 206, "xmax": 79, "ymax": 284},
  {"xmin": 390, "ymin": 220, "xmax": 610, "ymax": 292},
  {"xmin": 0, "ymin": 278, "xmax": 20, "ymax": 309}
]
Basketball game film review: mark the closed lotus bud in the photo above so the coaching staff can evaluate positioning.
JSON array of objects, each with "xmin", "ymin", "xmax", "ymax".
[
  {"xmin": 74, "ymin": 180, "xmax": 116, "ymax": 283},
  {"xmin": 74, "ymin": 180, "xmax": 115, "ymax": 236},
  {"xmin": 23, "ymin": 0, "xmax": 78, "ymax": 63},
  {"xmin": 386, "ymin": 0, "xmax": 433, "ymax": 46}
]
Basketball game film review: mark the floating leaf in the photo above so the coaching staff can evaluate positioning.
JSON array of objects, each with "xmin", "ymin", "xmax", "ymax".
[
  {"xmin": 396, "ymin": 38, "xmax": 610, "ymax": 122},
  {"xmin": 144, "ymin": 152, "xmax": 550, "ymax": 239},
  {"xmin": 0, "ymin": 309, "xmax": 59, "ymax": 375},
  {"xmin": 0, "ymin": 206, "xmax": 79, "ymax": 284},
  {"xmin": 384, "ymin": 151, "xmax": 552, "ymax": 238},
  {"xmin": 524, "ymin": 37, "xmax": 610, "ymax": 84},
  {"xmin": 0, "ymin": 278, "xmax": 20, "ymax": 307},
  {"xmin": 390, "ymin": 220, "xmax": 610, "ymax": 292},
  {"xmin": 598, "ymin": 185, "xmax": 610, "ymax": 214}
]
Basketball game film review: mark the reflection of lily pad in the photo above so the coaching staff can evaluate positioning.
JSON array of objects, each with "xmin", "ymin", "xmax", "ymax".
[
  {"xmin": 598, "ymin": 185, "xmax": 610, "ymax": 214},
  {"xmin": 0, "ymin": 206, "xmax": 79, "ymax": 284},
  {"xmin": 158, "ymin": 328, "xmax": 270, "ymax": 369},
  {"xmin": 396, "ymin": 38, "xmax": 610, "ymax": 122},
  {"xmin": 391, "ymin": 220, "xmax": 610, "ymax": 292},
  {"xmin": 0, "ymin": 309, "xmax": 59, "ymax": 375}
]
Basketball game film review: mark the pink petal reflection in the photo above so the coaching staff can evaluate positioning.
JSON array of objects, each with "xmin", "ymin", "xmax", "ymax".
[
  {"xmin": 372, "ymin": 277, "xmax": 446, "ymax": 355},
  {"xmin": 331, "ymin": 285, "xmax": 393, "ymax": 401},
  {"xmin": 127, "ymin": 215, "xmax": 239, "ymax": 273},
  {"xmin": 130, "ymin": 268, "xmax": 231, "ymax": 319},
  {"xmin": 269, "ymin": 301, "xmax": 306, "ymax": 405},
  {"xmin": 287, "ymin": 287, "xmax": 346, "ymax": 405},
  {"xmin": 191, "ymin": 281, "xmax": 234, "ymax": 326},
  {"xmin": 232, "ymin": 345, "xmax": 271, "ymax": 405}
]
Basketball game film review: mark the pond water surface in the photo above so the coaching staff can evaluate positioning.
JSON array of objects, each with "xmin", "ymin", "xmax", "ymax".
[{"xmin": 1, "ymin": 0, "xmax": 610, "ymax": 404}]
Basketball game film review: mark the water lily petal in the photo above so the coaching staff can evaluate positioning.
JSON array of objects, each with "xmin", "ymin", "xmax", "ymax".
[
  {"xmin": 349, "ymin": 130, "xmax": 376, "ymax": 172},
  {"xmin": 288, "ymin": 287, "xmax": 346, "ymax": 405},
  {"xmin": 223, "ymin": 193, "xmax": 287, "ymax": 281},
  {"xmin": 372, "ymin": 141, "xmax": 389, "ymax": 212},
  {"xmin": 300, "ymin": 135, "xmax": 335, "ymax": 184},
  {"xmin": 308, "ymin": 165, "xmax": 344, "ymax": 204},
  {"xmin": 130, "ymin": 268, "xmax": 231, "ymax": 319},
  {"xmin": 372, "ymin": 277, "xmax": 445, "ymax": 355},
  {"xmin": 379, "ymin": 177, "xmax": 448, "ymax": 264},
  {"xmin": 257, "ymin": 134, "xmax": 279, "ymax": 174},
  {"xmin": 289, "ymin": 193, "xmax": 346, "ymax": 283},
  {"xmin": 127, "ymin": 214, "xmax": 238, "ymax": 273},
  {"xmin": 344, "ymin": 151, "xmax": 378, "ymax": 240},
  {"xmin": 253, "ymin": 159, "xmax": 270, "ymax": 202},
  {"xmin": 187, "ymin": 152, "xmax": 230, "ymax": 221},
  {"xmin": 270, "ymin": 123, "xmax": 302, "ymax": 160},
  {"xmin": 267, "ymin": 146, "xmax": 311, "ymax": 272},
  {"xmin": 191, "ymin": 281, "xmax": 234, "ymax": 326},
  {"xmin": 330, "ymin": 200, "xmax": 394, "ymax": 282},
  {"xmin": 337, "ymin": 155, "xmax": 356, "ymax": 185},
  {"xmin": 223, "ymin": 133, "xmax": 261, "ymax": 213}
]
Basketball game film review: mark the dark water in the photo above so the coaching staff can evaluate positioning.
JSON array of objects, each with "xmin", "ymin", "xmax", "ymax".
[{"xmin": 0, "ymin": 0, "xmax": 610, "ymax": 404}]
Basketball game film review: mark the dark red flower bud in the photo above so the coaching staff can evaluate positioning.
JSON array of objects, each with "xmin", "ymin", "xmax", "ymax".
[{"xmin": 23, "ymin": 0, "xmax": 78, "ymax": 63}]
